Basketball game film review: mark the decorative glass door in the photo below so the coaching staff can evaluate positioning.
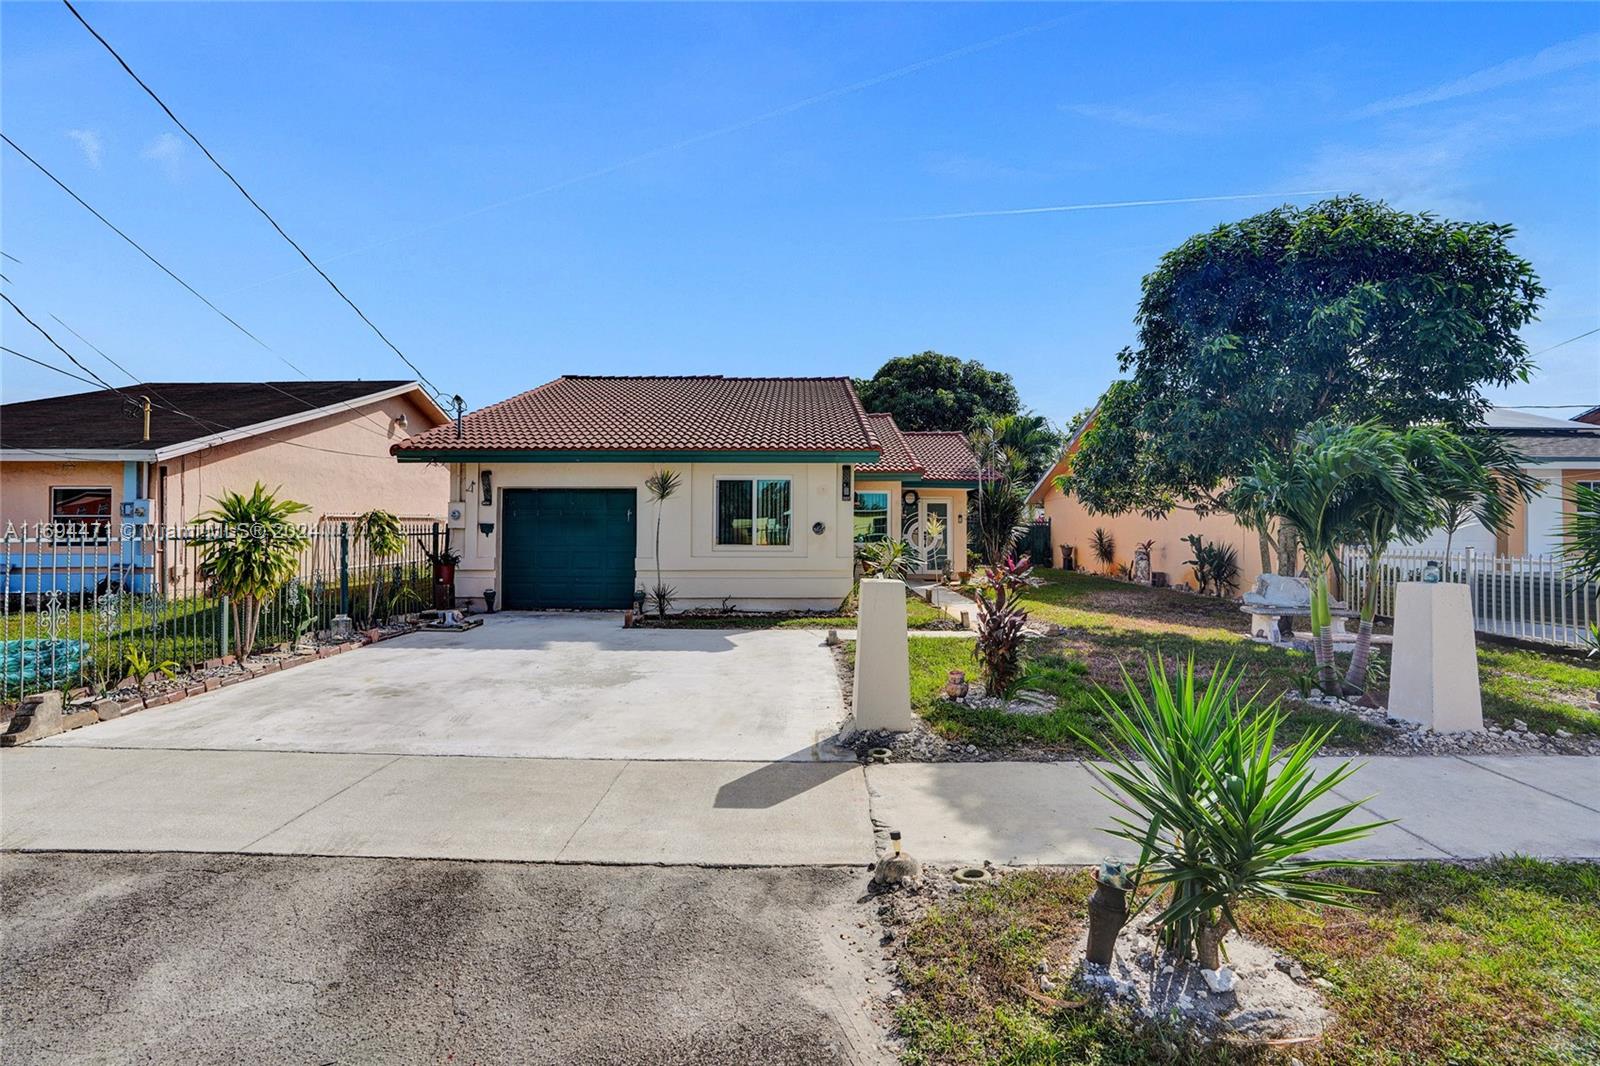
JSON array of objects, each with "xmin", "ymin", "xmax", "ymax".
[{"xmin": 924, "ymin": 501, "xmax": 950, "ymax": 572}]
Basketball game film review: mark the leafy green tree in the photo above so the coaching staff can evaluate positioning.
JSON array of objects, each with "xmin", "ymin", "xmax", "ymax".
[
  {"xmin": 194, "ymin": 483, "xmax": 311, "ymax": 659},
  {"xmin": 353, "ymin": 509, "xmax": 406, "ymax": 622},
  {"xmin": 855, "ymin": 351, "xmax": 1019, "ymax": 431},
  {"xmin": 1065, "ymin": 195, "xmax": 1544, "ymax": 574},
  {"xmin": 970, "ymin": 411, "xmax": 1062, "ymax": 484},
  {"xmin": 973, "ymin": 476, "xmax": 1030, "ymax": 567}
]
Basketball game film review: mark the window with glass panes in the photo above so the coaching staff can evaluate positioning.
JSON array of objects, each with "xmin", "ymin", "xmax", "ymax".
[
  {"xmin": 715, "ymin": 478, "xmax": 791, "ymax": 546},
  {"xmin": 853, "ymin": 491, "xmax": 889, "ymax": 543}
]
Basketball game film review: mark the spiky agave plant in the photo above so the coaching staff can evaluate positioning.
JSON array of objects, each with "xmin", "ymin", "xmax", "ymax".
[
  {"xmin": 1078, "ymin": 656, "xmax": 1388, "ymax": 969},
  {"xmin": 1090, "ymin": 527, "xmax": 1116, "ymax": 575},
  {"xmin": 644, "ymin": 469, "xmax": 682, "ymax": 617}
]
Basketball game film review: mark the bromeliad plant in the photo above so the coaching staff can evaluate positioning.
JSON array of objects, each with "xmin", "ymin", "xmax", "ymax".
[
  {"xmin": 972, "ymin": 554, "xmax": 1037, "ymax": 696},
  {"xmin": 1079, "ymin": 656, "xmax": 1387, "ymax": 970},
  {"xmin": 194, "ymin": 483, "xmax": 312, "ymax": 660}
]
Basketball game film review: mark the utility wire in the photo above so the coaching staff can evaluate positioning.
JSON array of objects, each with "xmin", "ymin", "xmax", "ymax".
[
  {"xmin": 3, "ymin": 292, "xmax": 131, "ymax": 398},
  {"xmin": 1, "ymin": 136, "xmax": 416, "ymax": 440},
  {"xmin": 2, "ymin": 345, "xmax": 106, "ymax": 390},
  {"xmin": 1530, "ymin": 327, "xmax": 1599, "ymax": 358},
  {"xmin": 1, "ymin": 251, "xmax": 20, "ymax": 263},
  {"xmin": 2, "ymin": 133, "xmax": 271, "ymax": 350},
  {"xmin": 63, "ymin": 0, "xmax": 445, "ymax": 400}
]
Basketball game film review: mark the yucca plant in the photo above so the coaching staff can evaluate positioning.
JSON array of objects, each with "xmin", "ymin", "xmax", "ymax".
[
  {"xmin": 194, "ymin": 483, "xmax": 311, "ymax": 659},
  {"xmin": 856, "ymin": 538, "xmax": 913, "ymax": 581},
  {"xmin": 644, "ymin": 469, "xmax": 681, "ymax": 617},
  {"xmin": 1090, "ymin": 527, "xmax": 1116, "ymax": 575},
  {"xmin": 1079, "ymin": 656, "xmax": 1387, "ymax": 969}
]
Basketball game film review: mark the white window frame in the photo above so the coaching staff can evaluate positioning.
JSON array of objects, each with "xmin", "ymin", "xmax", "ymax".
[
  {"xmin": 49, "ymin": 485, "xmax": 114, "ymax": 540},
  {"xmin": 713, "ymin": 475, "xmax": 794, "ymax": 550}
]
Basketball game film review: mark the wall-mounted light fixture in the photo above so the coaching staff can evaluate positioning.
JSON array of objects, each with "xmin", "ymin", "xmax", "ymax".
[
  {"xmin": 480, "ymin": 469, "xmax": 494, "ymax": 507},
  {"xmin": 841, "ymin": 464, "xmax": 852, "ymax": 501}
]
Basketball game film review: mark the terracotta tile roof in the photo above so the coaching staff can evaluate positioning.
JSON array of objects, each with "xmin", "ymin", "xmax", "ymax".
[
  {"xmin": 904, "ymin": 431, "xmax": 983, "ymax": 482},
  {"xmin": 856, "ymin": 413, "xmax": 924, "ymax": 475},
  {"xmin": 393, "ymin": 376, "xmax": 879, "ymax": 455}
]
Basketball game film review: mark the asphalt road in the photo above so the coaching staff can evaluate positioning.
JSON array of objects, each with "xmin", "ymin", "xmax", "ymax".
[{"xmin": 1, "ymin": 853, "xmax": 892, "ymax": 1066}]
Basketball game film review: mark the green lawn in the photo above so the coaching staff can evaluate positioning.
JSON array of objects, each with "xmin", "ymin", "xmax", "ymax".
[
  {"xmin": 894, "ymin": 859, "xmax": 1600, "ymax": 1066},
  {"xmin": 912, "ymin": 570, "xmax": 1598, "ymax": 750}
]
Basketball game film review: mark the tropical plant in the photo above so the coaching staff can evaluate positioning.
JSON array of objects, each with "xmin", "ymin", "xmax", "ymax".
[
  {"xmin": 422, "ymin": 544, "xmax": 461, "ymax": 568},
  {"xmin": 124, "ymin": 646, "xmax": 179, "ymax": 701},
  {"xmin": 193, "ymin": 483, "xmax": 312, "ymax": 660},
  {"xmin": 648, "ymin": 583, "xmax": 676, "ymax": 617},
  {"xmin": 1559, "ymin": 483, "xmax": 1600, "ymax": 583},
  {"xmin": 856, "ymin": 538, "xmax": 914, "ymax": 580},
  {"xmin": 1063, "ymin": 196, "xmax": 1543, "ymax": 578},
  {"xmin": 970, "ymin": 411, "xmax": 1063, "ymax": 484},
  {"xmin": 353, "ymin": 510, "xmax": 406, "ymax": 622},
  {"xmin": 1229, "ymin": 423, "xmax": 1411, "ymax": 694},
  {"xmin": 1429, "ymin": 434, "xmax": 1537, "ymax": 561},
  {"xmin": 972, "ymin": 555, "xmax": 1034, "ymax": 696},
  {"xmin": 1089, "ymin": 527, "xmax": 1116, "ymax": 575},
  {"xmin": 1079, "ymin": 656, "xmax": 1386, "ymax": 969},
  {"xmin": 1180, "ymin": 534, "xmax": 1239, "ymax": 596},
  {"xmin": 644, "ymin": 469, "xmax": 682, "ymax": 616},
  {"xmin": 974, "ymin": 476, "xmax": 1028, "ymax": 566},
  {"xmin": 388, "ymin": 584, "xmax": 425, "ymax": 618}
]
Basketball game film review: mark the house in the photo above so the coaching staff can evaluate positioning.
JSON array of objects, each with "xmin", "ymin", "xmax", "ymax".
[
  {"xmin": 1, "ymin": 381, "xmax": 451, "ymax": 593},
  {"xmin": 390, "ymin": 375, "xmax": 983, "ymax": 611},
  {"xmin": 1028, "ymin": 406, "xmax": 1600, "ymax": 590}
]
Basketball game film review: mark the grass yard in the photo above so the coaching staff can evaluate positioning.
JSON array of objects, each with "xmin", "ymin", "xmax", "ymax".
[
  {"xmin": 894, "ymin": 858, "xmax": 1600, "ymax": 1066},
  {"xmin": 909, "ymin": 570, "xmax": 1599, "ymax": 752}
]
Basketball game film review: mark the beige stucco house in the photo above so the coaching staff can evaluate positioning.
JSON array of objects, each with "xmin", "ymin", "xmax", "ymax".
[
  {"xmin": 1, "ymin": 380, "xmax": 451, "ymax": 595},
  {"xmin": 391, "ymin": 375, "xmax": 983, "ymax": 612},
  {"xmin": 1028, "ymin": 406, "xmax": 1600, "ymax": 590}
]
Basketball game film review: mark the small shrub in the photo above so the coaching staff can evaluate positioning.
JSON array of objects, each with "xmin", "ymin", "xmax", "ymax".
[
  {"xmin": 973, "ymin": 555, "xmax": 1035, "ymax": 697},
  {"xmin": 1182, "ymin": 534, "xmax": 1240, "ymax": 596},
  {"xmin": 124, "ymin": 647, "xmax": 178, "ymax": 699},
  {"xmin": 857, "ymin": 538, "xmax": 913, "ymax": 580},
  {"xmin": 649, "ymin": 583, "xmax": 676, "ymax": 617}
]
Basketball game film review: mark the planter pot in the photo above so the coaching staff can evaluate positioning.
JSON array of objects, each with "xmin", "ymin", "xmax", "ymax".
[
  {"xmin": 435, "ymin": 564, "xmax": 456, "ymax": 585},
  {"xmin": 1085, "ymin": 868, "xmax": 1129, "ymax": 965},
  {"xmin": 483, "ymin": 589, "xmax": 497, "ymax": 613}
]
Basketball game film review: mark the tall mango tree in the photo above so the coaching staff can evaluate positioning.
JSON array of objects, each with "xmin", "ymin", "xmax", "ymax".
[
  {"xmin": 194, "ymin": 484, "xmax": 311, "ymax": 659},
  {"xmin": 1229, "ymin": 423, "xmax": 1410, "ymax": 694}
]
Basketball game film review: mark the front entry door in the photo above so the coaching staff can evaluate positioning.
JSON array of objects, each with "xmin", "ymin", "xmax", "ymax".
[{"xmin": 924, "ymin": 501, "xmax": 950, "ymax": 572}]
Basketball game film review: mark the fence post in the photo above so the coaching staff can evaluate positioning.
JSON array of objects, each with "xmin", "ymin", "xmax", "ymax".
[
  {"xmin": 220, "ymin": 594, "xmax": 230, "ymax": 659},
  {"xmin": 339, "ymin": 522, "xmax": 351, "ymax": 618},
  {"xmin": 1463, "ymin": 547, "xmax": 1476, "ymax": 619}
]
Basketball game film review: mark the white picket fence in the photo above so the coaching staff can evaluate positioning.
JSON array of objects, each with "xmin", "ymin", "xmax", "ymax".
[{"xmin": 1339, "ymin": 548, "xmax": 1598, "ymax": 649}]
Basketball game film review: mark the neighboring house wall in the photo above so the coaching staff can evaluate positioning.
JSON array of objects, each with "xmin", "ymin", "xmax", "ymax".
[
  {"xmin": 161, "ymin": 393, "xmax": 445, "ymax": 524},
  {"xmin": 0, "ymin": 459, "xmax": 128, "ymax": 530},
  {"xmin": 447, "ymin": 460, "xmax": 859, "ymax": 611},
  {"xmin": 1035, "ymin": 479, "xmax": 1266, "ymax": 591}
]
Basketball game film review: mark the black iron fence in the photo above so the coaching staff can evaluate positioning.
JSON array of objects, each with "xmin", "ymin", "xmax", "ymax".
[{"xmin": 2, "ymin": 520, "xmax": 445, "ymax": 702}]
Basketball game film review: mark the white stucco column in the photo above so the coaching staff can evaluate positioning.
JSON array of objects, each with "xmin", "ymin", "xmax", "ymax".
[
  {"xmin": 1388, "ymin": 582, "xmax": 1483, "ymax": 733},
  {"xmin": 851, "ymin": 578, "xmax": 914, "ymax": 732}
]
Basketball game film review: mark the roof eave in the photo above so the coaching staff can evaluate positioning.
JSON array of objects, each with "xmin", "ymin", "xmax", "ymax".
[{"xmin": 393, "ymin": 447, "xmax": 882, "ymax": 464}]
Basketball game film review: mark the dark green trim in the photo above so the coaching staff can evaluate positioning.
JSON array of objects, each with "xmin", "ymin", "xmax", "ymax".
[
  {"xmin": 904, "ymin": 478, "xmax": 980, "ymax": 489},
  {"xmin": 396, "ymin": 448, "xmax": 880, "ymax": 464},
  {"xmin": 854, "ymin": 470, "xmax": 918, "ymax": 482}
]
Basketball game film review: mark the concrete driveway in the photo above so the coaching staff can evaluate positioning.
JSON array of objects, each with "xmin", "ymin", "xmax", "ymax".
[{"xmin": 41, "ymin": 613, "xmax": 851, "ymax": 762}]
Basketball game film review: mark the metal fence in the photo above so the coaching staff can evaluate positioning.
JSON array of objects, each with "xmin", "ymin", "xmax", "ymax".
[
  {"xmin": 1339, "ymin": 547, "xmax": 1598, "ymax": 649},
  {"xmin": 2, "ymin": 520, "xmax": 446, "ymax": 702}
]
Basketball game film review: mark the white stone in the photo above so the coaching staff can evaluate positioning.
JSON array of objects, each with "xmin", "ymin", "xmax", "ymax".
[
  {"xmin": 1388, "ymin": 583, "xmax": 1483, "ymax": 733},
  {"xmin": 850, "ymin": 579, "xmax": 915, "ymax": 732},
  {"xmin": 1201, "ymin": 966, "xmax": 1237, "ymax": 993}
]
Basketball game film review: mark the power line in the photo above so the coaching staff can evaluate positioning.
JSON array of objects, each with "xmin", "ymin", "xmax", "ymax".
[
  {"xmin": 1530, "ymin": 327, "xmax": 1599, "ymax": 358},
  {"xmin": 2, "ymin": 345, "xmax": 107, "ymax": 391},
  {"xmin": 1, "ymin": 251, "xmax": 20, "ymax": 263},
  {"xmin": 2, "ymin": 133, "xmax": 272, "ymax": 351},
  {"xmin": 63, "ymin": 0, "xmax": 445, "ymax": 399},
  {"xmin": 1, "ymin": 137, "xmax": 418, "ymax": 441},
  {"xmin": 2, "ymin": 292, "xmax": 131, "ymax": 398}
]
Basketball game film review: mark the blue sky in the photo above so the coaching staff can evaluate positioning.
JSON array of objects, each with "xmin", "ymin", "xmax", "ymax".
[{"xmin": 3, "ymin": 2, "xmax": 1597, "ymax": 424}]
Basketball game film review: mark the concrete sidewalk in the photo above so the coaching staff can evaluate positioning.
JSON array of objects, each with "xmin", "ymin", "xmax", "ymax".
[{"xmin": 3, "ymin": 747, "xmax": 1595, "ymax": 866}]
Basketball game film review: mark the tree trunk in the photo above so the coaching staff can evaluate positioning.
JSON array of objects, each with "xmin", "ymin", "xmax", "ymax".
[
  {"xmin": 1276, "ymin": 522, "xmax": 1300, "ymax": 639},
  {"xmin": 1257, "ymin": 525, "xmax": 1273, "ymax": 576},
  {"xmin": 1195, "ymin": 916, "xmax": 1233, "ymax": 971},
  {"xmin": 1343, "ymin": 559, "xmax": 1380, "ymax": 695}
]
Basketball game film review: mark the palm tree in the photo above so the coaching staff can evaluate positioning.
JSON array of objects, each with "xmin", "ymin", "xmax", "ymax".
[
  {"xmin": 194, "ymin": 483, "xmax": 311, "ymax": 659},
  {"xmin": 1428, "ymin": 433, "xmax": 1537, "ymax": 561},
  {"xmin": 1230, "ymin": 423, "xmax": 1408, "ymax": 694},
  {"xmin": 975, "ymin": 476, "xmax": 1029, "ymax": 567},
  {"xmin": 644, "ymin": 469, "xmax": 681, "ymax": 616},
  {"xmin": 353, "ymin": 509, "xmax": 406, "ymax": 622},
  {"xmin": 972, "ymin": 411, "xmax": 1062, "ymax": 483}
]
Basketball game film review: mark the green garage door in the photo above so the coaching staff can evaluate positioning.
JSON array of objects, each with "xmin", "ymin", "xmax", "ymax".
[{"xmin": 501, "ymin": 489, "xmax": 637, "ymax": 609}]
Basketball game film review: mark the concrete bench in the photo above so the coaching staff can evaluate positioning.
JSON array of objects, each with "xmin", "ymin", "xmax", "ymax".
[{"xmin": 1239, "ymin": 574, "xmax": 1358, "ymax": 645}]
